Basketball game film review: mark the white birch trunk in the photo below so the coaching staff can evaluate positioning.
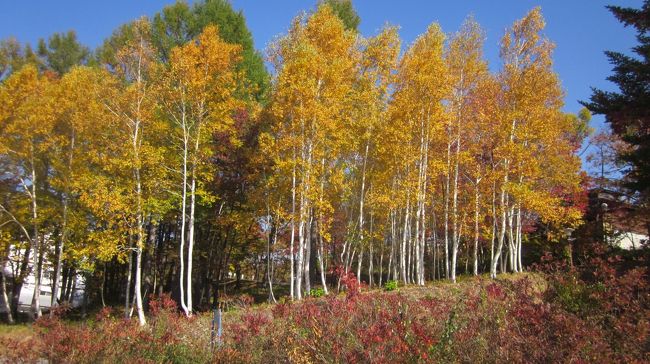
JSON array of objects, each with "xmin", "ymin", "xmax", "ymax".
[
  {"xmin": 401, "ymin": 200, "xmax": 410, "ymax": 284},
  {"xmin": 134, "ymin": 236, "xmax": 146, "ymax": 325},
  {"xmin": 290, "ymin": 146, "xmax": 297, "ymax": 300},
  {"xmin": 125, "ymin": 240, "xmax": 132, "ymax": 318},
  {"xmin": 491, "ymin": 179, "xmax": 508, "ymax": 279},
  {"xmin": 473, "ymin": 182, "xmax": 480, "ymax": 276},
  {"xmin": 52, "ymin": 130, "xmax": 75, "ymax": 314},
  {"xmin": 186, "ymin": 174, "xmax": 196, "ymax": 314},
  {"xmin": 178, "ymin": 106, "xmax": 189, "ymax": 315},
  {"xmin": 29, "ymin": 153, "xmax": 42, "ymax": 319},
  {"xmin": 443, "ymin": 141, "xmax": 451, "ymax": 279},
  {"xmin": 317, "ymin": 225, "xmax": 328, "ymax": 294}
]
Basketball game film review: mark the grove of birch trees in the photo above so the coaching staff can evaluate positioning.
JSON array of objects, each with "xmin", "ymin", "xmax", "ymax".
[
  {"xmin": 0, "ymin": 0, "xmax": 586, "ymax": 324},
  {"xmin": 266, "ymin": 4, "xmax": 584, "ymax": 299}
]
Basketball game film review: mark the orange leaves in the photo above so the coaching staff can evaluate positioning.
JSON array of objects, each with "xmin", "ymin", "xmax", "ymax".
[
  {"xmin": 394, "ymin": 23, "xmax": 447, "ymax": 110},
  {"xmin": 500, "ymin": 7, "xmax": 552, "ymax": 71},
  {"xmin": 265, "ymin": 6, "xmax": 585, "ymax": 260},
  {"xmin": 167, "ymin": 25, "xmax": 241, "ymax": 109},
  {"xmin": 266, "ymin": 5, "xmax": 361, "ymax": 226},
  {"xmin": 113, "ymin": 18, "xmax": 157, "ymax": 83},
  {"xmin": 490, "ymin": 8, "xmax": 583, "ymax": 227},
  {"xmin": 0, "ymin": 65, "xmax": 56, "ymax": 146}
]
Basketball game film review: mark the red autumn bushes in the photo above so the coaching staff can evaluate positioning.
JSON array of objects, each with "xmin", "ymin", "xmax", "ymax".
[
  {"xmin": 15, "ymin": 294, "xmax": 212, "ymax": 363},
  {"xmin": 540, "ymin": 245, "xmax": 650, "ymax": 362},
  {"xmin": 2, "ymin": 247, "xmax": 648, "ymax": 363},
  {"xmin": 213, "ymin": 273, "xmax": 638, "ymax": 363}
]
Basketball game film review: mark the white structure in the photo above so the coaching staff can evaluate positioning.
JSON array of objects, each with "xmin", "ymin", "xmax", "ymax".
[
  {"xmin": 608, "ymin": 230, "xmax": 648, "ymax": 250},
  {"xmin": 593, "ymin": 189, "xmax": 648, "ymax": 251},
  {"xmin": 1, "ymin": 245, "xmax": 85, "ymax": 313}
]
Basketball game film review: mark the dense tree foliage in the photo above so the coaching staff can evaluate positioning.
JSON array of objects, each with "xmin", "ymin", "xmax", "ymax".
[
  {"xmin": 0, "ymin": 1, "xmax": 591, "ymax": 328},
  {"xmin": 0, "ymin": 38, "xmax": 40, "ymax": 79},
  {"xmin": 150, "ymin": 0, "xmax": 268, "ymax": 101},
  {"xmin": 321, "ymin": 0, "xmax": 361, "ymax": 31},
  {"xmin": 37, "ymin": 31, "xmax": 90, "ymax": 75}
]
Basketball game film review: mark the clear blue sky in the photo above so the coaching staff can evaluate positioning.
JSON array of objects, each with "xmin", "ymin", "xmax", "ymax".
[{"xmin": 0, "ymin": 0, "xmax": 643, "ymax": 133}]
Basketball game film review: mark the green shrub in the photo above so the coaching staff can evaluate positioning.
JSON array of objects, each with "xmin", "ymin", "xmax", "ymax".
[
  {"xmin": 309, "ymin": 287, "xmax": 325, "ymax": 297},
  {"xmin": 551, "ymin": 275, "xmax": 599, "ymax": 315},
  {"xmin": 384, "ymin": 280, "xmax": 398, "ymax": 291}
]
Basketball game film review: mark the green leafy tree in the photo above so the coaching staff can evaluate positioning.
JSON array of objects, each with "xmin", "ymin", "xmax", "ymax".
[
  {"xmin": 151, "ymin": 0, "xmax": 268, "ymax": 101},
  {"xmin": 0, "ymin": 38, "xmax": 22, "ymax": 79},
  {"xmin": 37, "ymin": 31, "xmax": 90, "ymax": 75},
  {"xmin": 320, "ymin": 0, "xmax": 360, "ymax": 31},
  {"xmin": 0, "ymin": 38, "xmax": 41, "ymax": 79}
]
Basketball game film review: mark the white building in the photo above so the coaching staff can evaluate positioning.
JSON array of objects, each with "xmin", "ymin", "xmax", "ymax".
[
  {"xmin": 593, "ymin": 189, "xmax": 649, "ymax": 250},
  {"xmin": 608, "ymin": 230, "xmax": 649, "ymax": 250},
  {"xmin": 1, "ymin": 244, "xmax": 85, "ymax": 313}
]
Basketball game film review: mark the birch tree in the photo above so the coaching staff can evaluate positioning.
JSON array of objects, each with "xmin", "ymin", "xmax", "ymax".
[
  {"xmin": 48, "ymin": 66, "xmax": 103, "ymax": 313},
  {"xmin": 89, "ymin": 19, "xmax": 169, "ymax": 325},
  {"xmin": 491, "ymin": 8, "xmax": 581, "ymax": 277},
  {"xmin": 445, "ymin": 18, "xmax": 488, "ymax": 282},
  {"xmin": 160, "ymin": 25, "xmax": 241, "ymax": 315},
  {"xmin": 0, "ymin": 65, "xmax": 55, "ymax": 318},
  {"xmin": 348, "ymin": 25, "xmax": 400, "ymax": 286},
  {"xmin": 268, "ymin": 4, "xmax": 358, "ymax": 298},
  {"xmin": 389, "ymin": 23, "xmax": 448, "ymax": 284}
]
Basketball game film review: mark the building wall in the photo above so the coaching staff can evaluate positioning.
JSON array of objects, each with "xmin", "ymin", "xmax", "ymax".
[
  {"xmin": 2, "ymin": 244, "xmax": 86, "ymax": 313},
  {"xmin": 609, "ymin": 230, "xmax": 649, "ymax": 250}
]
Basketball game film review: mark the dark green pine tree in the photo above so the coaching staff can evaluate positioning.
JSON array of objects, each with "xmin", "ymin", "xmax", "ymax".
[{"xmin": 583, "ymin": 1, "xmax": 650, "ymax": 197}]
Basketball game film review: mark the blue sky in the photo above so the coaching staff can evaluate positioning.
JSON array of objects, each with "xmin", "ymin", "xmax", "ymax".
[{"xmin": 0, "ymin": 0, "xmax": 643, "ymax": 135}]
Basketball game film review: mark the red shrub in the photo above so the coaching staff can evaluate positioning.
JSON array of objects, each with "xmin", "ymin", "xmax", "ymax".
[{"xmin": 148, "ymin": 292, "xmax": 178, "ymax": 317}]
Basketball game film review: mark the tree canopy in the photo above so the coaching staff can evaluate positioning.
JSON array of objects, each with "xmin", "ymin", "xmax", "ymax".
[{"xmin": 0, "ymin": 2, "xmax": 591, "ymax": 328}]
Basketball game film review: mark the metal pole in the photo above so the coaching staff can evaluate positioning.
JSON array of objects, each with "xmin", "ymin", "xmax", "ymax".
[
  {"xmin": 210, "ymin": 301, "xmax": 223, "ymax": 351},
  {"xmin": 210, "ymin": 305, "xmax": 216, "ymax": 350},
  {"xmin": 217, "ymin": 303, "xmax": 222, "ymax": 345}
]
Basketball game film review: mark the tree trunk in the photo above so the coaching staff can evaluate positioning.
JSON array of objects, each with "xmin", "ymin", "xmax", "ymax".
[
  {"xmin": 10, "ymin": 243, "xmax": 30, "ymax": 318},
  {"xmin": 296, "ymin": 195, "xmax": 305, "ymax": 299},
  {"xmin": 51, "ymin": 195, "xmax": 67, "ymax": 315},
  {"xmin": 266, "ymin": 215, "xmax": 277, "ymax": 303},
  {"xmin": 134, "ymin": 245, "xmax": 146, "ymax": 326},
  {"xmin": 491, "ymin": 167, "xmax": 509, "ymax": 279},
  {"xmin": 290, "ymin": 146, "xmax": 297, "ymax": 300},
  {"xmin": 356, "ymin": 248, "xmax": 363, "ymax": 284},
  {"xmin": 178, "ymin": 123, "xmax": 189, "ymax": 315},
  {"xmin": 29, "ymin": 159, "xmax": 42, "ymax": 319},
  {"xmin": 304, "ymin": 211, "xmax": 312, "ymax": 294},
  {"xmin": 473, "ymin": 184, "xmax": 480, "ymax": 276},
  {"xmin": 491, "ymin": 192, "xmax": 506, "ymax": 278},
  {"xmin": 516, "ymin": 207, "xmax": 523, "ymax": 271},
  {"xmin": 125, "ymin": 246, "xmax": 133, "ymax": 318},
  {"xmin": 52, "ymin": 129, "xmax": 75, "ymax": 315},
  {"xmin": 0, "ymin": 266, "xmax": 14, "ymax": 324},
  {"xmin": 186, "ymin": 173, "xmax": 197, "ymax": 314},
  {"xmin": 443, "ymin": 141, "xmax": 451, "ymax": 279},
  {"xmin": 401, "ymin": 199, "xmax": 410, "ymax": 284},
  {"xmin": 317, "ymin": 219, "xmax": 328, "ymax": 294},
  {"xmin": 450, "ymin": 133, "xmax": 460, "ymax": 283}
]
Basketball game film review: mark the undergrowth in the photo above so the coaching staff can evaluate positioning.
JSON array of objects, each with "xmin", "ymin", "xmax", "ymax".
[{"xmin": 1, "ymin": 245, "xmax": 647, "ymax": 363}]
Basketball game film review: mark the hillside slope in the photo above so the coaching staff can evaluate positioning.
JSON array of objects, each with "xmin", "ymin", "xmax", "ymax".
[{"xmin": 2, "ymin": 270, "xmax": 648, "ymax": 363}]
